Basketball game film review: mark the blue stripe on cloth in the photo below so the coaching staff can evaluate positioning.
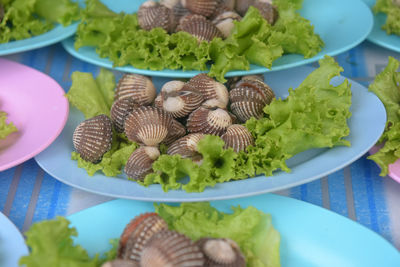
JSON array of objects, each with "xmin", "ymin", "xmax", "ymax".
[
  {"xmin": 327, "ymin": 169, "xmax": 348, "ymax": 217},
  {"xmin": 289, "ymin": 185, "xmax": 301, "ymax": 200},
  {"xmin": 49, "ymin": 44, "xmax": 70, "ymax": 90},
  {"xmin": 8, "ymin": 160, "xmax": 38, "ymax": 230},
  {"xmin": 0, "ymin": 168, "xmax": 16, "ymax": 211},
  {"xmin": 301, "ymin": 180, "xmax": 323, "ymax": 206},
  {"xmin": 21, "ymin": 47, "xmax": 50, "ymax": 72}
]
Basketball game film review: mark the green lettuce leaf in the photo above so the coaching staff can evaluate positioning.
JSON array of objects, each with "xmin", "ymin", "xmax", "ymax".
[
  {"xmin": 0, "ymin": 111, "xmax": 17, "ymax": 139},
  {"xmin": 34, "ymin": 0, "xmax": 80, "ymax": 26},
  {"xmin": 374, "ymin": 0, "xmax": 400, "ymax": 35},
  {"xmin": 367, "ymin": 57, "xmax": 400, "ymax": 176},
  {"xmin": 155, "ymin": 202, "xmax": 281, "ymax": 267}
]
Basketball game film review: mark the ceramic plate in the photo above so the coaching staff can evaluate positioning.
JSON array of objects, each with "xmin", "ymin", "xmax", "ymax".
[
  {"xmin": 34, "ymin": 65, "xmax": 387, "ymax": 202},
  {"xmin": 0, "ymin": 59, "xmax": 69, "ymax": 171},
  {"xmin": 0, "ymin": 212, "xmax": 28, "ymax": 267},
  {"xmin": 61, "ymin": 0, "xmax": 373, "ymax": 78},
  {"xmin": 67, "ymin": 194, "xmax": 400, "ymax": 267}
]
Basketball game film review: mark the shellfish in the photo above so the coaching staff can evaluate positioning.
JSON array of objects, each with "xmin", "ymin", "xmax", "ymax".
[
  {"xmin": 124, "ymin": 106, "xmax": 173, "ymax": 146},
  {"xmin": 124, "ymin": 146, "xmax": 160, "ymax": 181},
  {"xmin": 221, "ymin": 124, "xmax": 254, "ymax": 152},
  {"xmin": 72, "ymin": 114, "xmax": 113, "ymax": 163},
  {"xmin": 186, "ymin": 106, "xmax": 232, "ymax": 136},
  {"xmin": 163, "ymin": 118, "xmax": 187, "ymax": 145},
  {"xmin": 138, "ymin": 1, "xmax": 176, "ymax": 32},
  {"xmin": 119, "ymin": 212, "xmax": 168, "ymax": 261},
  {"xmin": 217, "ymin": 0, "xmax": 236, "ymax": 10},
  {"xmin": 115, "ymin": 74, "xmax": 156, "ymax": 106},
  {"xmin": 177, "ymin": 14, "xmax": 223, "ymax": 42},
  {"xmin": 195, "ymin": 238, "xmax": 246, "ymax": 267},
  {"xmin": 235, "ymin": 0, "xmax": 254, "ymax": 16},
  {"xmin": 110, "ymin": 98, "xmax": 140, "ymax": 133},
  {"xmin": 167, "ymin": 133, "xmax": 205, "ymax": 159},
  {"xmin": 140, "ymin": 230, "xmax": 204, "ymax": 267},
  {"xmin": 229, "ymin": 79, "xmax": 275, "ymax": 122},
  {"xmin": 212, "ymin": 11, "xmax": 241, "ymax": 38},
  {"xmin": 102, "ymin": 260, "xmax": 139, "ymax": 267},
  {"xmin": 160, "ymin": 0, "xmax": 190, "ymax": 26},
  {"xmin": 186, "ymin": 74, "xmax": 229, "ymax": 108},
  {"xmin": 181, "ymin": 0, "xmax": 218, "ymax": 17},
  {"xmin": 253, "ymin": 0, "xmax": 279, "ymax": 25}
]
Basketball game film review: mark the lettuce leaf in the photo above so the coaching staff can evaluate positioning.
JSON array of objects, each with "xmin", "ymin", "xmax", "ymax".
[
  {"xmin": 367, "ymin": 57, "xmax": 400, "ymax": 176},
  {"xmin": 34, "ymin": 0, "xmax": 80, "ymax": 26},
  {"xmin": 0, "ymin": 111, "xmax": 17, "ymax": 139},
  {"xmin": 155, "ymin": 202, "xmax": 281, "ymax": 267},
  {"xmin": 374, "ymin": 0, "xmax": 400, "ymax": 36}
]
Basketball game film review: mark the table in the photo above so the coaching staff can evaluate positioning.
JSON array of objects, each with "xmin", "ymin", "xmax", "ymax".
[{"xmin": 1, "ymin": 41, "xmax": 400, "ymax": 252}]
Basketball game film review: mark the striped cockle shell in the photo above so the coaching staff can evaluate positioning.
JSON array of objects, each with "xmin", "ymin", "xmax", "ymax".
[
  {"xmin": 195, "ymin": 238, "xmax": 246, "ymax": 267},
  {"xmin": 186, "ymin": 74, "xmax": 229, "ymax": 108},
  {"xmin": 227, "ymin": 74, "xmax": 264, "ymax": 90},
  {"xmin": 212, "ymin": 11, "xmax": 241, "ymax": 38},
  {"xmin": 124, "ymin": 146, "xmax": 160, "ymax": 181},
  {"xmin": 160, "ymin": 90, "xmax": 204, "ymax": 119},
  {"xmin": 115, "ymin": 74, "xmax": 156, "ymax": 106},
  {"xmin": 124, "ymin": 106, "xmax": 173, "ymax": 146},
  {"xmin": 110, "ymin": 98, "xmax": 140, "ymax": 133},
  {"xmin": 229, "ymin": 79, "xmax": 275, "ymax": 122},
  {"xmin": 235, "ymin": 0, "xmax": 254, "ymax": 16},
  {"xmin": 138, "ymin": 1, "xmax": 176, "ymax": 32},
  {"xmin": 119, "ymin": 212, "xmax": 168, "ymax": 261},
  {"xmin": 163, "ymin": 118, "xmax": 187, "ymax": 145},
  {"xmin": 177, "ymin": 14, "xmax": 223, "ymax": 42},
  {"xmin": 140, "ymin": 230, "xmax": 205, "ymax": 267},
  {"xmin": 181, "ymin": 0, "xmax": 218, "ymax": 17},
  {"xmin": 167, "ymin": 133, "xmax": 205, "ymax": 158},
  {"xmin": 102, "ymin": 260, "xmax": 139, "ymax": 267},
  {"xmin": 221, "ymin": 124, "xmax": 254, "ymax": 152},
  {"xmin": 160, "ymin": 0, "xmax": 190, "ymax": 27},
  {"xmin": 253, "ymin": 0, "xmax": 279, "ymax": 25},
  {"xmin": 218, "ymin": 0, "xmax": 236, "ymax": 10},
  {"xmin": 187, "ymin": 106, "xmax": 232, "ymax": 136},
  {"xmin": 72, "ymin": 114, "xmax": 113, "ymax": 163}
]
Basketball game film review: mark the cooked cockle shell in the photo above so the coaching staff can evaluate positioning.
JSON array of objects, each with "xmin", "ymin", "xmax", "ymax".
[
  {"xmin": 181, "ymin": 0, "xmax": 218, "ymax": 17},
  {"xmin": 163, "ymin": 118, "xmax": 187, "ymax": 145},
  {"xmin": 110, "ymin": 98, "xmax": 140, "ymax": 133},
  {"xmin": 253, "ymin": 0, "xmax": 279, "ymax": 25},
  {"xmin": 212, "ymin": 11, "xmax": 241, "ymax": 38},
  {"xmin": 160, "ymin": 0, "xmax": 190, "ymax": 26},
  {"xmin": 186, "ymin": 74, "xmax": 229, "ymax": 108},
  {"xmin": 167, "ymin": 133, "xmax": 205, "ymax": 159},
  {"xmin": 227, "ymin": 74, "xmax": 264, "ymax": 90},
  {"xmin": 177, "ymin": 14, "xmax": 223, "ymax": 42},
  {"xmin": 102, "ymin": 260, "xmax": 139, "ymax": 267},
  {"xmin": 221, "ymin": 124, "xmax": 254, "ymax": 152},
  {"xmin": 140, "ymin": 230, "xmax": 204, "ymax": 267},
  {"xmin": 229, "ymin": 79, "xmax": 275, "ymax": 122},
  {"xmin": 187, "ymin": 106, "xmax": 232, "ymax": 136},
  {"xmin": 138, "ymin": 0, "xmax": 176, "ymax": 32},
  {"xmin": 124, "ymin": 146, "xmax": 160, "ymax": 181},
  {"xmin": 235, "ymin": 0, "xmax": 254, "ymax": 16},
  {"xmin": 115, "ymin": 74, "xmax": 156, "ymax": 106},
  {"xmin": 195, "ymin": 238, "xmax": 246, "ymax": 267},
  {"xmin": 124, "ymin": 106, "xmax": 173, "ymax": 146},
  {"xmin": 73, "ymin": 114, "xmax": 113, "ymax": 163},
  {"xmin": 118, "ymin": 212, "xmax": 168, "ymax": 261}
]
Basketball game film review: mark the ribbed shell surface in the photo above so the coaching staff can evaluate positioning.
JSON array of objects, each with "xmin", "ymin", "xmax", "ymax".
[
  {"xmin": 72, "ymin": 114, "xmax": 113, "ymax": 163},
  {"xmin": 235, "ymin": 0, "xmax": 254, "ymax": 16},
  {"xmin": 124, "ymin": 106, "xmax": 173, "ymax": 146},
  {"xmin": 160, "ymin": 0, "xmax": 190, "ymax": 26},
  {"xmin": 140, "ymin": 230, "xmax": 205, "ymax": 267},
  {"xmin": 177, "ymin": 14, "xmax": 223, "ymax": 42},
  {"xmin": 181, "ymin": 0, "xmax": 218, "ymax": 17},
  {"xmin": 110, "ymin": 98, "xmax": 140, "ymax": 133},
  {"xmin": 161, "ymin": 90, "xmax": 204, "ymax": 118},
  {"xmin": 124, "ymin": 146, "xmax": 160, "ymax": 181},
  {"xmin": 115, "ymin": 74, "xmax": 156, "ymax": 106},
  {"xmin": 186, "ymin": 106, "xmax": 232, "ymax": 136},
  {"xmin": 102, "ymin": 259, "xmax": 140, "ymax": 267},
  {"xmin": 221, "ymin": 124, "xmax": 254, "ymax": 152},
  {"xmin": 253, "ymin": 1, "xmax": 279, "ymax": 25},
  {"xmin": 164, "ymin": 118, "xmax": 187, "ymax": 145},
  {"xmin": 212, "ymin": 11, "xmax": 241, "ymax": 38},
  {"xmin": 167, "ymin": 133, "xmax": 205, "ymax": 158},
  {"xmin": 186, "ymin": 74, "xmax": 229, "ymax": 108},
  {"xmin": 138, "ymin": 1, "xmax": 175, "ymax": 32}
]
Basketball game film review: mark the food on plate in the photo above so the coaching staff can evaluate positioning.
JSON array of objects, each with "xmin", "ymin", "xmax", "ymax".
[
  {"xmin": 74, "ymin": 0, "xmax": 323, "ymax": 81},
  {"xmin": 66, "ymin": 56, "xmax": 352, "ymax": 192},
  {"xmin": 0, "ymin": 0, "xmax": 80, "ymax": 43},
  {"xmin": 368, "ymin": 57, "xmax": 400, "ymax": 176},
  {"xmin": 0, "ymin": 111, "xmax": 17, "ymax": 139},
  {"xmin": 373, "ymin": 0, "xmax": 400, "ymax": 36},
  {"xmin": 20, "ymin": 203, "xmax": 280, "ymax": 267}
]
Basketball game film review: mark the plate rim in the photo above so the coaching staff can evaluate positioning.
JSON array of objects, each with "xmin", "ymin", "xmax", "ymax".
[{"xmin": 367, "ymin": 13, "xmax": 400, "ymax": 53}]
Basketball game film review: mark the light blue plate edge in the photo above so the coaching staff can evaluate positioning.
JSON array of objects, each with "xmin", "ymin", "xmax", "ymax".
[
  {"xmin": 34, "ymin": 65, "xmax": 387, "ymax": 202},
  {"xmin": 367, "ymin": 13, "xmax": 400, "ymax": 53},
  {"xmin": 67, "ymin": 194, "xmax": 400, "ymax": 267}
]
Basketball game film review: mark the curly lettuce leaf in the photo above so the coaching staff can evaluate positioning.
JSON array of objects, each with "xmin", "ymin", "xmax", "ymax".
[
  {"xmin": 34, "ymin": 0, "xmax": 80, "ymax": 26},
  {"xmin": 374, "ymin": 0, "xmax": 400, "ymax": 36},
  {"xmin": 155, "ymin": 202, "xmax": 281, "ymax": 267},
  {"xmin": 367, "ymin": 57, "xmax": 400, "ymax": 176},
  {"xmin": 0, "ymin": 111, "xmax": 17, "ymax": 139}
]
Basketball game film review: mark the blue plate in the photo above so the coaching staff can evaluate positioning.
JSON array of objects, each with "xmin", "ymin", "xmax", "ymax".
[
  {"xmin": 34, "ymin": 65, "xmax": 387, "ymax": 202},
  {"xmin": 0, "ymin": 212, "xmax": 28, "ymax": 267},
  {"xmin": 61, "ymin": 0, "xmax": 373, "ymax": 78},
  {"xmin": 67, "ymin": 194, "xmax": 400, "ymax": 266}
]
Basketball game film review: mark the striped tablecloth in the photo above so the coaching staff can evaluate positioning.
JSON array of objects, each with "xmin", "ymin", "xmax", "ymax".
[{"xmin": 1, "ymin": 41, "xmax": 400, "ymax": 251}]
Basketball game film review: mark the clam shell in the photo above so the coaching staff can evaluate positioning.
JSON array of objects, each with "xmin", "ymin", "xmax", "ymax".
[
  {"xmin": 181, "ymin": 0, "xmax": 218, "ymax": 17},
  {"xmin": 221, "ymin": 124, "xmax": 254, "ymax": 152},
  {"xmin": 124, "ymin": 146, "xmax": 160, "ymax": 181},
  {"xmin": 187, "ymin": 106, "xmax": 232, "ymax": 136},
  {"xmin": 177, "ymin": 14, "xmax": 223, "ymax": 42},
  {"xmin": 167, "ymin": 133, "xmax": 205, "ymax": 158},
  {"xmin": 195, "ymin": 238, "xmax": 246, "ymax": 267},
  {"xmin": 227, "ymin": 74, "xmax": 264, "ymax": 90},
  {"xmin": 164, "ymin": 118, "xmax": 187, "ymax": 145},
  {"xmin": 229, "ymin": 79, "xmax": 275, "ymax": 122},
  {"xmin": 102, "ymin": 260, "xmax": 139, "ymax": 267},
  {"xmin": 218, "ymin": 0, "xmax": 236, "ymax": 10},
  {"xmin": 235, "ymin": 0, "xmax": 254, "ymax": 16},
  {"xmin": 119, "ymin": 212, "xmax": 168, "ymax": 261},
  {"xmin": 111, "ymin": 98, "xmax": 140, "ymax": 133},
  {"xmin": 253, "ymin": 0, "xmax": 279, "ymax": 25},
  {"xmin": 115, "ymin": 74, "xmax": 156, "ymax": 106},
  {"xmin": 138, "ymin": 1, "xmax": 176, "ymax": 32},
  {"xmin": 160, "ymin": 0, "xmax": 190, "ymax": 26},
  {"xmin": 124, "ymin": 106, "xmax": 173, "ymax": 146},
  {"xmin": 72, "ymin": 114, "xmax": 113, "ymax": 163},
  {"xmin": 186, "ymin": 74, "xmax": 229, "ymax": 108},
  {"xmin": 140, "ymin": 230, "xmax": 204, "ymax": 267},
  {"xmin": 212, "ymin": 11, "xmax": 241, "ymax": 38}
]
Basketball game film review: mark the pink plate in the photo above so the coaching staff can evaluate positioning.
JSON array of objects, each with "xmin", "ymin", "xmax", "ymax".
[
  {"xmin": 370, "ymin": 145, "xmax": 400, "ymax": 184},
  {"xmin": 0, "ymin": 58, "xmax": 68, "ymax": 171}
]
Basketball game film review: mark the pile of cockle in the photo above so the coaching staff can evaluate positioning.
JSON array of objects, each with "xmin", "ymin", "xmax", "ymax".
[
  {"xmin": 138, "ymin": 0, "xmax": 278, "ymax": 40},
  {"xmin": 102, "ymin": 212, "xmax": 246, "ymax": 267},
  {"xmin": 72, "ymin": 73, "xmax": 275, "ymax": 181}
]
